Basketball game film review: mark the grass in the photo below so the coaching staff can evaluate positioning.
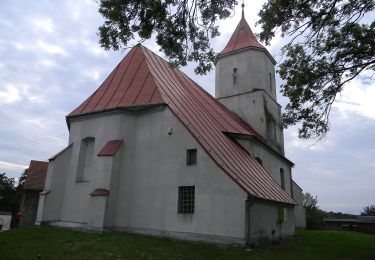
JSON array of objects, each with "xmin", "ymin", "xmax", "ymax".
[{"xmin": 0, "ymin": 228, "xmax": 374, "ymax": 259}]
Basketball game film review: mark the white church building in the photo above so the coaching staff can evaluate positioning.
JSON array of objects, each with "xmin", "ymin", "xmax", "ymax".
[{"xmin": 36, "ymin": 14, "xmax": 305, "ymax": 245}]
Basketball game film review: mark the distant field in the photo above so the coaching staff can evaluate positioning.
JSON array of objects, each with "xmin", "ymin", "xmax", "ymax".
[{"xmin": 0, "ymin": 228, "xmax": 374, "ymax": 259}]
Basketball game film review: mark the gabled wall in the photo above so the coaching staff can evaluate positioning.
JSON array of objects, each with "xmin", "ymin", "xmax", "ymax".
[{"xmin": 113, "ymin": 107, "xmax": 247, "ymax": 242}]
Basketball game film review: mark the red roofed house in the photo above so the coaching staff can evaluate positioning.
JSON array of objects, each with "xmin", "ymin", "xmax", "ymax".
[
  {"xmin": 19, "ymin": 160, "xmax": 48, "ymax": 227},
  {"xmin": 36, "ymin": 14, "xmax": 305, "ymax": 245}
]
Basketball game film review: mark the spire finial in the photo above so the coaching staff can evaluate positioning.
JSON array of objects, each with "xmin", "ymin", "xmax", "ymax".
[{"xmin": 241, "ymin": 1, "xmax": 245, "ymax": 19}]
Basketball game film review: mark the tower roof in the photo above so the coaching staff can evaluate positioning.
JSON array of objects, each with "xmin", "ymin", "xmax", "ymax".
[
  {"xmin": 68, "ymin": 44, "xmax": 295, "ymax": 205},
  {"xmin": 220, "ymin": 16, "xmax": 265, "ymax": 54}
]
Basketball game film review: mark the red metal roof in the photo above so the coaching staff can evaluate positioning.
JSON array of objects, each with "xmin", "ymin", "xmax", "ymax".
[
  {"xmin": 98, "ymin": 140, "xmax": 123, "ymax": 156},
  {"xmin": 68, "ymin": 44, "xmax": 295, "ymax": 205},
  {"xmin": 24, "ymin": 160, "xmax": 48, "ymax": 191},
  {"xmin": 69, "ymin": 46, "xmax": 163, "ymax": 116},
  {"xmin": 221, "ymin": 17, "xmax": 265, "ymax": 54}
]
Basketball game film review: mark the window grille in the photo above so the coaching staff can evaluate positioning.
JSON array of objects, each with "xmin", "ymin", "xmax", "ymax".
[{"xmin": 178, "ymin": 186, "xmax": 195, "ymax": 214}]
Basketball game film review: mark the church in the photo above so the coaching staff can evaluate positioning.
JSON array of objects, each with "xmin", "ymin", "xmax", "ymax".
[{"xmin": 36, "ymin": 13, "xmax": 305, "ymax": 245}]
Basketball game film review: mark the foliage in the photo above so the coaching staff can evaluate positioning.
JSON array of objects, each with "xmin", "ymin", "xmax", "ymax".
[
  {"xmin": 257, "ymin": 0, "xmax": 375, "ymax": 139},
  {"xmin": 323, "ymin": 211, "xmax": 356, "ymax": 219},
  {"xmin": 0, "ymin": 170, "xmax": 27, "ymax": 213},
  {"xmin": 98, "ymin": 0, "xmax": 237, "ymax": 75},
  {"xmin": 1, "ymin": 228, "xmax": 375, "ymax": 259},
  {"xmin": 361, "ymin": 204, "xmax": 375, "ymax": 216},
  {"xmin": 303, "ymin": 192, "xmax": 324, "ymax": 229}
]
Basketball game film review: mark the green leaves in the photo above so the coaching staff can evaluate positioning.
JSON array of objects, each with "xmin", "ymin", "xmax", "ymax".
[
  {"xmin": 98, "ymin": 0, "xmax": 237, "ymax": 75},
  {"xmin": 258, "ymin": 0, "xmax": 375, "ymax": 139}
]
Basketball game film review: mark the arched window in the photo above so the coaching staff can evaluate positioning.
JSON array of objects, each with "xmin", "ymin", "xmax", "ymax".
[
  {"xmin": 255, "ymin": 157, "xmax": 262, "ymax": 166},
  {"xmin": 280, "ymin": 168, "xmax": 285, "ymax": 191},
  {"xmin": 76, "ymin": 137, "xmax": 95, "ymax": 182}
]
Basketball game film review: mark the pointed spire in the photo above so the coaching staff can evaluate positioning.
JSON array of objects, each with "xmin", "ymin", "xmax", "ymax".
[
  {"xmin": 220, "ymin": 5, "xmax": 265, "ymax": 55},
  {"xmin": 241, "ymin": 2, "xmax": 245, "ymax": 19}
]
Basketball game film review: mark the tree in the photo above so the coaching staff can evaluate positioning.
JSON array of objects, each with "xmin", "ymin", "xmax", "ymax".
[
  {"xmin": 0, "ymin": 173, "xmax": 18, "ymax": 212},
  {"xmin": 303, "ymin": 192, "xmax": 324, "ymax": 229},
  {"xmin": 361, "ymin": 204, "xmax": 375, "ymax": 216},
  {"xmin": 0, "ymin": 170, "xmax": 27, "ymax": 213},
  {"xmin": 98, "ymin": 0, "xmax": 237, "ymax": 75},
  {"xmin": 257, "ymin": 0, "xmax": 375, "ymax": 139}
]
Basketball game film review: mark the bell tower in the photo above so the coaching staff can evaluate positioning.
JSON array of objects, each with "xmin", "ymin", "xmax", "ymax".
[{"xmin": 215, "ymin": 5, "xmax": 285, "ymax": 154}]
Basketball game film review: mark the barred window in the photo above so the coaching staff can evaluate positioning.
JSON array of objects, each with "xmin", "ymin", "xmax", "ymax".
[
  {"xmin": 178, "ymin": 186, "xmax": 195, "ymax": 214},
  {"xmin": 186, "ymin": 149, "xmax": 197, "ymax": 166}
]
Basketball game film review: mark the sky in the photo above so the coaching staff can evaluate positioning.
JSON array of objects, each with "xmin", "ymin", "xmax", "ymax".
[{"xmin": 0, "ymin": 0, "xmax": 374, "ymax": 214}]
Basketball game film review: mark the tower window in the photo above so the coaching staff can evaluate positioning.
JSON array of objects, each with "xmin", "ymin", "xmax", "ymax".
[
  {"xmin": 186, "ymin": 149, "xmax": 197, "ymax": 165},
  {"xmin": 178, "ymin": 186, "xmax": 195, "ymax": 214},
  {"xmin": 232, "ymin": 68, "xmax": 238, "ymax": 84},
  {"xmin": 280, "ymin": 168, "xmax": 285, "ymax": 190}
]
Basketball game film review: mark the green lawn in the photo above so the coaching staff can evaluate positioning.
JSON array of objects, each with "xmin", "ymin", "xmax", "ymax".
[{"xmin": 0, "ymin": 228, "xmax": 374, "ymax": 259}]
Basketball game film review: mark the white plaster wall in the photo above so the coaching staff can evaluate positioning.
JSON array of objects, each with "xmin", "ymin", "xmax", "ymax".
[
  {"xmin": 58, "ymin": 113, "xmax": 130, "ymax": 224},
  {"xmin": 237, "ymin": 139, "xmax": 293, "ymax": 197},
  {"xmin": 292, "ymin": 181, "xmax": 306, "ymax": 228},
  {"xmin": 219, "ymin": 91, "xmax": 284, "ymax": 153},
  {"xmin": 40, "ymin": 146, "xmax": 72, "ymax": 222},
  {"xmin": 216, "ymin": 49, "xmax": 276, "ymax": 100},
  {"xmin": 249, "ymin": 203, "xmax": 294, "ymax": 244},
  {"xmin": 220, "ymin": 91, "xmax": 266, "ymax": 137},
  {"xmin": 216, "ymin": 47, "xmax": 284, "ymax": 152},
  {"xmin": 114, "ymin": 107, "xmax": 248, "ymax": 240}
]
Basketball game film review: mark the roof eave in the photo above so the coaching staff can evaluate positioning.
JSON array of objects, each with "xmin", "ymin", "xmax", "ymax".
[
  {"xmin": 65, "ymin": 103, "xmax": 167, "ymax": 129},
  {"xmin": 215, "ymin": 46, "xmax": 276, "ymax": 65},
  {"xmin": 248, "ymin": 194, "xmax": 296, "ymax": 207}
]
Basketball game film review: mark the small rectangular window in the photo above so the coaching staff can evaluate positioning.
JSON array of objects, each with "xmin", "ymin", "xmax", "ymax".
[
  {"xmin": 178, "ymin": 186, "xmax": 195, "ymax": 214},
  {"xmin": 186, "ymin": 149, "xmax": 197, "ymax": 165},
  {"xmin": 233, "ymin": 68, "xmax": 238, "ymax": 84},
  {"xmin": 280, "ymin": 168, "xmax": 285, "ymax": 190},
  {"xmin": 278, "ymin": 207, "xmax": 287, "ymax": 223}
]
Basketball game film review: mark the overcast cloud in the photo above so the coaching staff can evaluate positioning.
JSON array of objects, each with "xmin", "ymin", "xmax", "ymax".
[{"xmin": 0, "ymin": 0, "xmax": 374, "ymax": 214}]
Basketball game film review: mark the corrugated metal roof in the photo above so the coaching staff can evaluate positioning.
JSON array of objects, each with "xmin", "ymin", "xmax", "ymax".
[
  {"xmin": 69, "ymin": 46, "xmax": 163, "ymax": 116},
  {"xmin": 220, "ymin": 16, "xmax": 265, "ymax": 54},
  {"xmin": 23, "ymin": 160, "xmax": 48, "ymax": 191},
  {"xmin": 68, "ymin": 44, "xmax": 295, "ymax": 205}
]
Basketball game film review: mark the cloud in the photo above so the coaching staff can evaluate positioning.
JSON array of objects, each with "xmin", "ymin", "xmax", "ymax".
[
  {"xmin": 334, "ymin": 77, "xmax": 375, "ymax": 120},
  {"xmin": 0, "ymin": 160, "xmax": 28, "ymax": 178},
  {"xmin": 31, "ymin": 16, "xmax": 54, "ymax": 33},
  {"xmin": 0, "ymin": 85, "xmax": 21, "ymax": 104}
]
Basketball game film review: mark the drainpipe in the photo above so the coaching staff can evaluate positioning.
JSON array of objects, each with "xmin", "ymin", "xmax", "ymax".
[{"xmin": 245, "ymin": 196, "xmax": 254, "ymax": 245}]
